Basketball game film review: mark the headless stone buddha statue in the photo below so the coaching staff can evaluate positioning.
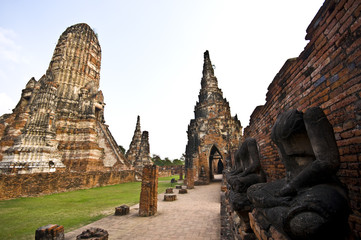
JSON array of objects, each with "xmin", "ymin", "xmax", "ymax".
[
  {"xmin": 247, "ymin": 107, "xmax": 350, "ymax": 239},
  {"xmin": 226, "ymin": 138, "xmax": 266, "ymax": 213}
]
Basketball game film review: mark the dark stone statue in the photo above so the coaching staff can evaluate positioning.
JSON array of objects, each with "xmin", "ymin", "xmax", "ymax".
[
  {"xmin": 247, "ymin": 107, "xmax": 350, "ymax": 239},
  {"xmin": 226, "ymin": 138, "xmax": 266, "ymax": 212}
]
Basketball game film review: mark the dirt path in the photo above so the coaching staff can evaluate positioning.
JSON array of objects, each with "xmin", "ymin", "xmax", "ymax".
[{"xmin": 65, "ymin": 177, "xmax": 222, "ymax": 240}]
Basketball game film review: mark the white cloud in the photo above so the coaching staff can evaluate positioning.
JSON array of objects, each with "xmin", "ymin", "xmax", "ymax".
[
  {"xmin": 0, "ymin": 27, "xmax": 21, "ymax": 63},
  {"xmin": 0, "ymin": 92, "xmax": 16, "ymax": 115}
]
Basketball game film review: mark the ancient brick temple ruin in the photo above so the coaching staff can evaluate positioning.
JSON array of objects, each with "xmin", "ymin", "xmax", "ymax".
[
  {"xmin": 125, "ymin": 116, "xmax": 152, "ymax": 172},
  {"xmin": 0, "ymin": 23, "xmax": 137, "ymax": 199},
  {"xmin": 0, "ymin": 23, "xmax": 132, "ymax": 174},
  {"xmin": 185, "ymin": 51, "xmax": 242, "ymax": 185}
]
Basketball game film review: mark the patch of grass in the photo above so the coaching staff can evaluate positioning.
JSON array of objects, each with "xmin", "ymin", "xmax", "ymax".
[
  {"xmin": 158, "ymin": 175, "xmax": 182, "ymax": 182},
  {"xmin": 158, "ymin": 175, "xmax": 183, "ymax": 189},
  {"xmin": 0, "ymin": 175, "xmax": 180, "ymax": 240}
]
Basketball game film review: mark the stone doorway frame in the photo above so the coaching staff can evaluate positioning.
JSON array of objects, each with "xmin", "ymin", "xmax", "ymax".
[{"xmin": 208, "ymin": 145, "xmax": 223, "ymax": 180}]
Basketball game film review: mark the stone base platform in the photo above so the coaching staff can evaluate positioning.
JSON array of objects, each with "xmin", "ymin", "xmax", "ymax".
[{"xmin": 164, "ymin": 194, "xmax": 177, "ymax": 201}]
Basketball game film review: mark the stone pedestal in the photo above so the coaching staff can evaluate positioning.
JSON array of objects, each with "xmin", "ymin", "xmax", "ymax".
[
  {"xmin": 139, "ymin": 165, "xmax": 158, "ymax": 216},
  {"xmin": 249, "ymin": 210, "xmax": 289, "ymax": 240},
  {"xmin": 35, "ymin": 224, "xmax": 64, "ymax": 240},
  {"xmin": 179, "ymin": 189, "xmax": 188, "ymax": 194},
  {"xmin": 76, "ymin": 228, "xmax": 108, "ymax": 240},
  {"xmin": 164, "ymin": 194, "xmax": 177, "ymax": 201},
  {"xmin": 166, "ymin": 188, "xmax": 173, "ymax": 193},
  {"xmin": 115, "ymin": 205, "xmax": 129, "ymax": 216}
]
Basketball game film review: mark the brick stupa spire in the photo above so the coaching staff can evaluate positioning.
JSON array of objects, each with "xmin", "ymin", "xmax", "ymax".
[
  {"xmin": 185, "ymin": 50, "xmax": 242, "ymax": 185},
  {"xmin": 126, "ymin": 116, "xmax": 152, "ymax": 172}
]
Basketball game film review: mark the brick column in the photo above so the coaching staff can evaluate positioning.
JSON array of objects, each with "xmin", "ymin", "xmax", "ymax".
[
  {"xmin": 186, "ymin": 168, "xmax": 194, "ymax": 189},
  {"xmin": 179, "ymin": 166, "xmax": 183, "ymax": 180},
  {"xmin": 139, "ymin": 165, "xmax": 158, "ymax": 216}
]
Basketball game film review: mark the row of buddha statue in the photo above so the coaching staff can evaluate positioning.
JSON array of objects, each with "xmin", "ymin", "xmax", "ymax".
[{"xmin": 225, "ymin": 107, "xmax": 350, "ymax": 239}]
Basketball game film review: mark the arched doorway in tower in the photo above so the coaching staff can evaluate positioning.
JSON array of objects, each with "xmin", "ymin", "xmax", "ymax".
[{"xmin": 209, "ymin": 145, "xmax": 223, "ymax": 180}]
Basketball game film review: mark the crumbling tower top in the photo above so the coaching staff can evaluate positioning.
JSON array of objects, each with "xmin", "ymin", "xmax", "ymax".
[
  {"xmin": 48, "ymin": 23, "xmax": 101, "ymax": 103},
  {"xmin": 201, "ymin": 50, "xmax": 218, "ymax": 89}
]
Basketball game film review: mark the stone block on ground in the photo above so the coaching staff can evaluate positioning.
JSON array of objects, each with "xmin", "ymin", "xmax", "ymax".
[
  {"xmin": 179, "ymin": 189, "xmax": 188, "ymax": 194},
  {"xmin": 165, "ymin": 188, "xmax": 173, "ymax": 193},
  {"xmin": 164, "ymin": 194, "xmax": 177, "ymax": 201},
  {"xmin": 76, "ymin": 228, "xmax": 108, "ymax": 240},
  {"xmin": 175, "ymin": 185, "xmax": 182, "ymax": 189},
  {"xmin": 115, "ymin": 205, "xmax": 129, "ymax": 216},
  {"xmin": 35, "ymin": 224, "xmax": 64, "ymax": 240}
]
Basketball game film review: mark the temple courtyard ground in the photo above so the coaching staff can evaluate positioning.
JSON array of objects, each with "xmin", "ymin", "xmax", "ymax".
[{"xmin": 65, "ymin": 175, "xmax": 222, "ymax": 240}]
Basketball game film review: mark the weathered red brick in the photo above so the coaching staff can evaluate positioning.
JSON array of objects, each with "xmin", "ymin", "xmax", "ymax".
[{"xmin": 339, "ymin": 15, "xmax": 355, "ymax": 33}]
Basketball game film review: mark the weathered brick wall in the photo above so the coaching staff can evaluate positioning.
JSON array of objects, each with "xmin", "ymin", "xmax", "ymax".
[
  {"xmin": 158, "ymin": 169, "xmax": 172, "ymax": 178},
  {"xmin": 244, "ymin": 0, "xmax": 360, "ymax": 237},
  {"xmin": 0, "ymin": 170, "xmax": 135, "ymax": 200},
  {"xmin": 158, "ymin": 165, "xmax": 183, "ymax": 177}
]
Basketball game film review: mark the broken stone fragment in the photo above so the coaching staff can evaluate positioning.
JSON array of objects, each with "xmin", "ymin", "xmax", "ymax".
[
  {"xmin": 35, "ymin": 224, "xmax": 64, "ymax": 240},
  {"xmin": 114, "ymin": 205, "xmax": 129, "ymax": 216},
  {"xmin": 76, "ymin": 227, "xmax": 108, "ymax": 240}
]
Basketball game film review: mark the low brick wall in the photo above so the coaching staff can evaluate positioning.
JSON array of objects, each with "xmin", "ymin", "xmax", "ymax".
[
  {"xmin": 158, "ymin": 170, "xmax": 172, "ymax": 178},
  {"xmin": 0, "ymin": 170, "xmax": 135, "ymax": 200}
]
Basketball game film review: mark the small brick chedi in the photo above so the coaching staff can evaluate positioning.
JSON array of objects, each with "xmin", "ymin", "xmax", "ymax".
[
  {"xmin": 185, "ymin": 51, "xmax": 242, "ymax": 185},
  {"xmin": 126, "ymin": 116, "xmax": 152, "ymax": 172},
  {"xmin": 0, "ymin": 23, "xmax": 132, "ymax": 174}
]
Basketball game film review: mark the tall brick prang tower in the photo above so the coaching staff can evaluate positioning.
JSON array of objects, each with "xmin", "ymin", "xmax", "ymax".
[
  {"xmin": 0, "ymin": 23, "xmax": 131, "ymax": 174},
  {"xmin": 185, "ymin": 50, "xmax": 242, "ymax": 185}
]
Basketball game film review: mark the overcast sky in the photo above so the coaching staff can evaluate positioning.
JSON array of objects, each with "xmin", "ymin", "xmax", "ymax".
[{"xmin": 0, "ymin": 0, "xmax": 324, "ymax": 159}]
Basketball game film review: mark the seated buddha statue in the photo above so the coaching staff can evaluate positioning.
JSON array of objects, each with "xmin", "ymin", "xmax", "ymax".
[
  {"xmin": 247, "ymin": 107, "xmax": 350, "ymax": 239},
  {"xmin": 226, "ymin": 138, "xmax": 266, "ymax": 212}
]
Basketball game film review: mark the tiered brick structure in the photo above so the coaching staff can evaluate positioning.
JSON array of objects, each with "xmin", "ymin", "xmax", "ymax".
[
  {"xmin": 243, "ymin": 0, "xmax": 361, "ymax": 238},
  {"xmin": 185, "ymin": 51, "xmax": 242, "ymax": 185},
  {"xmin": 0, "ymin": 23, "xmax": 131, "ymax": 174},
  {"xmin": 126, "ymin": 116, "xmax": 152, "ymax": 171},
  {"xmin": 1, "ymin": 72, "xmax": 65, "ymax": 174}
]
